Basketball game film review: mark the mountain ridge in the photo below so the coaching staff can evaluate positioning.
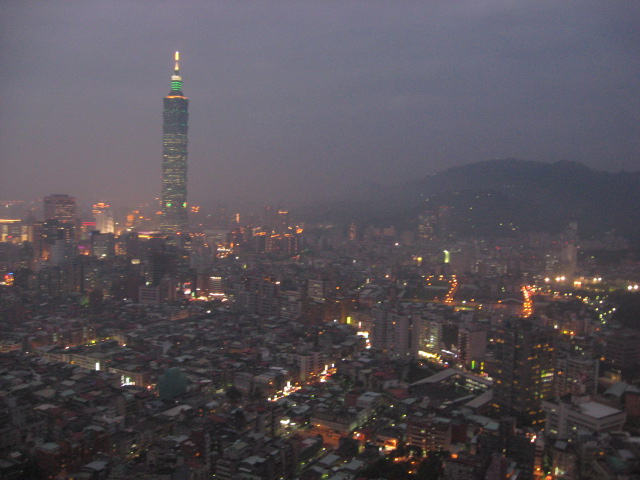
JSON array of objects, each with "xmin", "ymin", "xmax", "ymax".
[{"xmin": 303, "ymin": 159, "xmax": 640, "ymax": 241}]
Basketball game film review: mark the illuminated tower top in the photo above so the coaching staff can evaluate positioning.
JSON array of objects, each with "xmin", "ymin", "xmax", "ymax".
[{"xmin": 170, "ymin": 51, "xmax": 183, "ymax": 94}]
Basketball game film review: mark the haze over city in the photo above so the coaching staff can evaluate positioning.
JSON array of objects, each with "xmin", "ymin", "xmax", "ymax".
[
  {"xmin": 1, "ymin": 1, "xmax": 639, "ymax": 209},
  {"xmin": 5, "ymin": 3, "xmax": 640, "ymax": 479}
]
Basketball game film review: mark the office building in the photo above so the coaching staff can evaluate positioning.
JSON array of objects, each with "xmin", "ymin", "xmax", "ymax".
[
  {"xmin": 44, "ymin": 194, "xmax": 76, "ymax": 223},
  {"xmin": 543, "ymin": 396, "xmax": 626, "ymax": 440},
  {"xmin": 160, "ymin": 52, "xmax": 189, "ymax": 235},
  {"xmin": 90, "ymin": 231, "xmax": 115, "ymax": 258},
  {"xmin": 92, "ymin": 202, "xmax": 114, "ymax": 234}
]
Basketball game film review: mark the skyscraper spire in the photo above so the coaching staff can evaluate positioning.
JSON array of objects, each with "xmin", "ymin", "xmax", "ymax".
[{"xmin": 170, "ymin": 51, "xmax": 183, "ymax": 93}]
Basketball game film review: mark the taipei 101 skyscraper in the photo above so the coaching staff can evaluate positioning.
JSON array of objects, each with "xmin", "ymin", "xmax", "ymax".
[{"xmin": 160, "ymin": 52, "xmax": 189, "ymax": 235}]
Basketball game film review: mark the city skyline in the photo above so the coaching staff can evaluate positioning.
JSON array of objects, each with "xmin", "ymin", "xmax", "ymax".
[
  {"xmin": 1, "ymin": 1, "xmax": 639, "ymax": 209},
  {"xmin": 3, "ymin": 4, "xmax": 640, "ymax": 476}
]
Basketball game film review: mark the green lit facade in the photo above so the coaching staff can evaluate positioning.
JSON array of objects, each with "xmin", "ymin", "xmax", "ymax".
[{"xmin": 161, "ymin": 52, "xmax": 189, "ymax": 235}]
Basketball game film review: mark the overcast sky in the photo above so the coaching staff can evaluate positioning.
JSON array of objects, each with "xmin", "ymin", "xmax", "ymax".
[{"xmin": 1, "ymin": 1, "xmax": 639, "ymax": 210}]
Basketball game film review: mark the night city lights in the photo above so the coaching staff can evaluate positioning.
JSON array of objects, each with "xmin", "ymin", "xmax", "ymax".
[{"xmin": 1, "ymin": 2, "xmax": 640, "ymax": 479}]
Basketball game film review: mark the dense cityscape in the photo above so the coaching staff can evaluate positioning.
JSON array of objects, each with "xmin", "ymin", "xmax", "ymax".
[{"xmin": 1, "ymin": 50, "xmax": 640, "ymax": 480}]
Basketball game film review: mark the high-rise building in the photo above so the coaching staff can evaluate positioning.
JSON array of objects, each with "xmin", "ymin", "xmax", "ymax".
[
  {"xmin": 44, "ymin": 194, "xmax": 76, "ymax": 223},
  {"xmin": 458, "ymin": 324, "xmax": 487, "ymax": 370},
  {"xmin": 92, "ymin": 202, "xmax": 114, "ymax": 234},
  {"xmin": 370, "ymin": 304, "xmax": 421, "ymax": 357},
  {"xmin": 277, "ymin": 208, "xmax": 290, "ymax": 234},
  {"xmin": 33, "ymin": 219, "xmax": 76, "ymax": 262},
  {"xmin": 554, "ymin": 355, "xmax": 599, "ymax": 397},
  {"xmin": 492, "ymin": 318, "xmax": 555, "ymax": 427},
  {"xmin": 90, "ymin": 231, "xmax": 115, "ymax": 258},
  {"xmin": 604, "ymin": 328, "xmax": 640, "ymax": 367},
  {"xmin": 160, "ymin": 52, "xmax": 189, "ymax": 235}
]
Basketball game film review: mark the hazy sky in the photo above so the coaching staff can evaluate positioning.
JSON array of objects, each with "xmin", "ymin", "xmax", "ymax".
[{"xmin": 1, "ymin": 1, "xmax": 639, "ymax": 210}]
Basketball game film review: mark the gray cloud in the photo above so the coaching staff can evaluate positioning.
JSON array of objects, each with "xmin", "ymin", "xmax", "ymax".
[{"xmin": 1, "ymin": 0, "xmax": 639, "ymax": 209}]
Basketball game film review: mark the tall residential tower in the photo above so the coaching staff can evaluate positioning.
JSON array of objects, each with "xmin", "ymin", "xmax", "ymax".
[
  {"xmin": 492, "ymin": 318, "xmax": 555, "ymax": 427},
  {"xmin": 160, "ymin": 52, "xmax": 189, "ymax": 235}
]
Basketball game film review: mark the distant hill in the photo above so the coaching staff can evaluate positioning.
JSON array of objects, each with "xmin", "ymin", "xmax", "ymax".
[{"xmin": 305, "ymin": 159, "xmax": 640, "ymax": 241}]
